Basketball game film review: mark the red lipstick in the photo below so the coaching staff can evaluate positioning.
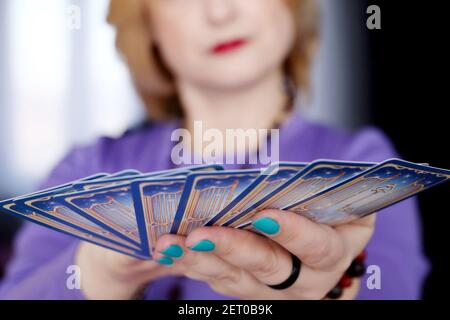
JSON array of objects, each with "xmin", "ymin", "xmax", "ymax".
[{"xmin": 211, "ymin": 39, "xmax": 247, "ymax": 54}]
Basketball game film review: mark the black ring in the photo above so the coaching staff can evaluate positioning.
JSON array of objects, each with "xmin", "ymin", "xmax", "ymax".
[{"xmin": 267, "ymin": 253, "xmax": 302, "ymax": 290}]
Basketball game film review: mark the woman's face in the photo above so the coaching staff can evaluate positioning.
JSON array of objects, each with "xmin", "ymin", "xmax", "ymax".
[{"xmin": 147, "ymin": 0, "xmax": 296, "ymax": 91}]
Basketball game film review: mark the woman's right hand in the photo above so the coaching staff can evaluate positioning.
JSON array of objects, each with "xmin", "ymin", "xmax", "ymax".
[{"xmin": 76, "ymin": 242, "xmax": 179, "ymax": 300}]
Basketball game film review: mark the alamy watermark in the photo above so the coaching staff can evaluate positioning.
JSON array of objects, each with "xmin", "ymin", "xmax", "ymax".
[
  {"xmin": 66, "ymin": 5, "xmax": 81, "ymax": 31},
  {"xmin": 64, "ymin": 263, "xmax": 381, "ymax": 292},
  {"xmin": 367, "ymin": 5, "xmax": 381, "ymax": 30},
  {"xmin": 366, "ymin": 264, "xmax": 382, "ymax": 290},
  {"xmin": 66, "ymin": 265, "xmax": 81, "ymax": 290},
  {"xmin": 171, "ymin": 121, "xmax": 280, "ymax": 166}
]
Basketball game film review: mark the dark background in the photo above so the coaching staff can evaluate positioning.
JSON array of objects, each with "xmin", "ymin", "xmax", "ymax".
[
  {"xmin": 364, "ymin": 0, "xmax": 449, "ymax": 298},
  {"xmin": 0, "ymin": 1, "xmax": 448, "ymax": 298}
]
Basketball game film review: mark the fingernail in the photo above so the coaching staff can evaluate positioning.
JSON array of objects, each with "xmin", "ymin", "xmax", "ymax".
[
  {"xmin": 189, "ymin": 240, "xmax": 216, "ymax": 252},
  {"xmin": 252, "ymin": 217, "xmax": 280, "ymax": 235},
  {"xmin": 161, "ymin": 244, "xmax": 184, "ymax": 258},
  {"xmin": 157, "ymin": 256, "xmax": 174, "ymax": 266}
]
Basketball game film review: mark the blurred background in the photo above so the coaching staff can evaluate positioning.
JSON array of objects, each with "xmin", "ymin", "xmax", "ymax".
[{"xmin": 0, "ymin": 0, "xmax": 448, "ymax": 298}]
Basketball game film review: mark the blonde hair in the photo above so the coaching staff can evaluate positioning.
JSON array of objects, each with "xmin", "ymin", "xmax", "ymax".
[{"xmin": 107, "ymin": 0, "xmax": 319, "ymax": 120}]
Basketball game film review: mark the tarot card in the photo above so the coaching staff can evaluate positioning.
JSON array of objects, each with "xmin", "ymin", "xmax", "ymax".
[
  {"xmin": 0, "ymin": 200, "xmax": 148, "ymax": 259},
  {"xmin": 160, "ymin": 170, "xmax": 191, "ymax": 177},
  {"xmin": 170, "ymin": 169, "xmax": 262, "ymax": 235},
  {"xmin": 143, "ymin": 164, "xmax": 224, "ymax": 178},
  {"xmin": 53, "ymin": 183, "xmax": 149, "ymax": 253},
  {"xmin": 224, "ymin": 160, "xmax": 375, "ymax": 228},
  {"xmin": 8, "ymin": 173, "xmax": 137, "ymax": 251},
  {"xmin": 131, "ymin": 177, "xmax": 186, "ymax": 256},
  {"xmin": 177, "ymin": 164, "xmax": 224, "ymax": 172},
  {"xmin": 72, "ymin": 165, "xmax": 223, "ymax": 191},
  {"xmin": 206, "ymin": 162, "xmax": 307, "ymax": 227},
  {"xmin": 72, "ymin": 171, "xmax": 176, "ymax": 191},
  {"xmin": 12, "ymin": 173, "xmax": 110, "ymax": 200},
  {"xmin": 105, "ymin": 170, "xmax": 141, "ymax": 179},
  {"xmin": 283, "ymin": 159, "xmax": 450, "ymax": 225},
  {"xmin": 17, "ymin": 189, "xmax": 142, "ymax": 250}
]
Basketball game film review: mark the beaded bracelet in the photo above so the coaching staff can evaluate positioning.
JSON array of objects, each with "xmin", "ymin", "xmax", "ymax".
[{"xmin": 326, "ymin": 250, "xmax": 367, "ymax": 299}]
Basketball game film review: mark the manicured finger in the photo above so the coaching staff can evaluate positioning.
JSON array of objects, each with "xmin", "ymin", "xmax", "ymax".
[
  {"xmin": 155, "ymin": 234, "xmax": 273, "ymax": 299},
  {"xmin": 185, "ymin": 226, "xmax": 351, "ymax": 299},
  {"xmin": 153, "ymin": 234, "xmax": 187, "ymax": 265},
  {"xmin": 185, "ymin": 226, "xmax": 294, "ymax": 286},
  {"xmin": 251, "ymin": 210, "xmax": 347, "ymax": 271}
]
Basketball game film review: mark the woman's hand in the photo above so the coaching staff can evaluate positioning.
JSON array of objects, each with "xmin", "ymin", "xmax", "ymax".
[
  {"xmin": 76, "ymin": 241, "xmax": 180, "ymax": 300},
  {"xmin": 153, "ymin": 209, "xmax": 376, "ymax": 300}
]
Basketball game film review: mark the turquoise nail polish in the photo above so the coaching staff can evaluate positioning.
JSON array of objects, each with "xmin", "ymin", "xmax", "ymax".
[
  {"xmin": 157, "ymin": 257, "xmax": 174, "ymax": 265},
  {"xmin": 189, "ymin": 240, "xmax": 216, "ymax": 252},
  {"xmin": 161, "ymin": 244, "xmax": 184, "ymax": 258},
  {"xmin": 252, "ymin": 217, "xmax": 280, "ymax": 235}
]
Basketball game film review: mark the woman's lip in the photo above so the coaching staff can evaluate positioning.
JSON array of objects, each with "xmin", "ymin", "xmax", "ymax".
[{"xmin": 211, "ymin": 38, "xmax": 247, "ymax": 54}]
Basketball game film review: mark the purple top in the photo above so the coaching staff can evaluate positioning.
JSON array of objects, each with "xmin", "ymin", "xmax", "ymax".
[{"xmin": 0, "ymin": 112, "xmax": 429, "ymax": 299}]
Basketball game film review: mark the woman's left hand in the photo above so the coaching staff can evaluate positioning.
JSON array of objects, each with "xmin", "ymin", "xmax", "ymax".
[{"xmin": 153, "ymin": 209, "xmax": 375, "ymax": 300}]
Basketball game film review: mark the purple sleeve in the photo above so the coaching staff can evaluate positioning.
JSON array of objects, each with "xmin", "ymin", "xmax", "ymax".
[
  {"xmin": 340, "ymin": 127, "xmax": 430, "ymax": 299},
  {"xmin": 0, "ymin": 146, "xmax": 101, "ymax": 300}
]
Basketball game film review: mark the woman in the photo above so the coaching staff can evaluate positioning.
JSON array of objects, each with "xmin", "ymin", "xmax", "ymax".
[{"xmin": 0, "ymin": 0, "xmax": 428, "ymax": 299}]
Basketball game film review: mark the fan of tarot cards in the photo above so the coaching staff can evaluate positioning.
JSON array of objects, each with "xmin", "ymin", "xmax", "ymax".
[{"xmin": 1, "ymin": 159, "xmax": 449, "ymax": 259}]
